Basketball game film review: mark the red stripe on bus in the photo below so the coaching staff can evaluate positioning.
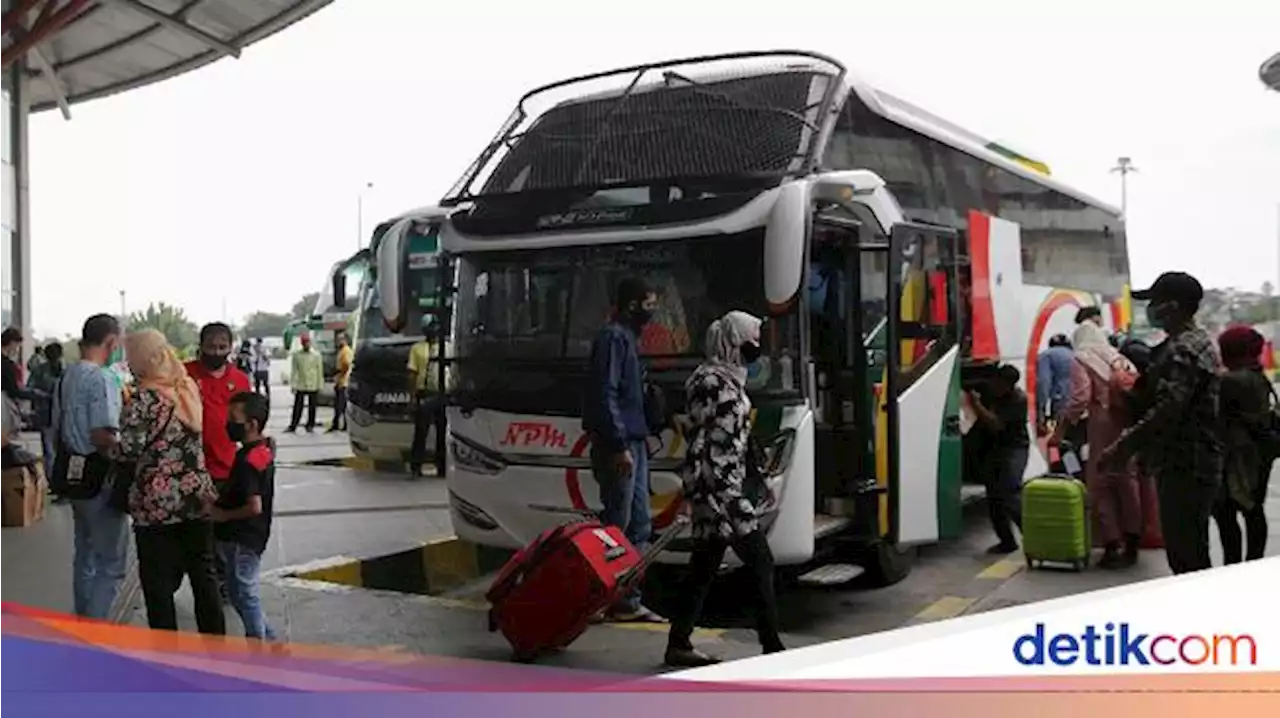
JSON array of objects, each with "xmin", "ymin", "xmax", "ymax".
[{"xmin": 967, "ymin": 211, "xmax": 1000, "ymax": 360}]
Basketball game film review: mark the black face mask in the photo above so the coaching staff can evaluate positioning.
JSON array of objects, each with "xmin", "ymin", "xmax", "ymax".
[
  {"xmin": 629, "ymin": 306, "xmax": 654, "ymax": 329},
  {"xmin": 225, "ymin": 420, "xmax": 247, "ymax": 443},
  {"xmin": 201, "ymin": 352, "xmax": 228, "ymax": 370},
  {"xmin": 740, "ymin": 342, "xmax": 762, "ymax": 364}
]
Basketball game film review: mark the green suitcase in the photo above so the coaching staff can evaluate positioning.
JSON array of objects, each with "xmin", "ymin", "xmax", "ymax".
[{"xmin": 1021, "ymin": 475, "xmax": 1090, "ymax": 571}]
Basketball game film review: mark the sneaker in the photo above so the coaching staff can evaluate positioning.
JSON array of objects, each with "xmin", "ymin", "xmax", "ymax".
[
  {"xmin": 608, "ymin": 605, "xmax": 667, "ymax": 623},
  {"xmin": 664, "ymin": 647, "xmax": 722, "ymax": 667},
  {"xmin": 986, "ymin": 542, "xmax": 1019, "ymax": 555}
]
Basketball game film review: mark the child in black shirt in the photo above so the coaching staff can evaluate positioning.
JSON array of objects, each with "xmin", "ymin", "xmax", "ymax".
[{"xmin": 209, "ymin": 391, "xmax": 276, "ymax": 640}]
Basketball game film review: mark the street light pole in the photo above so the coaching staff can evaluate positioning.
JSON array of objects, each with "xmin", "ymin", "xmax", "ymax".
[
  {"xmin": 119, "ymin": 290, "xmax": 126, "ymax": 323},
  {"xmin": 356, "ymin": 181, "xmax": 374, "ymax": 250},
  {"xmin": 1110, "ymin": 157, "xmax": 1138, "ymax": 218}
]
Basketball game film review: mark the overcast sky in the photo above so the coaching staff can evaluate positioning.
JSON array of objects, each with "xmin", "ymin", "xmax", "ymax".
[{"xmin": 25, "ymin": 0, "xmax": 1280, "ymax": 337}]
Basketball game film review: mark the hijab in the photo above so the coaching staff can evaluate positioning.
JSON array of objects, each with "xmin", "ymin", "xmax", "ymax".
[
  {"xmin": 701, "ymin": 310, "xmax": 763, "ymax": 387},
  {"xmin": 1072, "ymin": 321, "xmax": 1134, "ymax": 383},
  {"xmin": 124, "ymin": 330, "xmax": 203, "ymax": 432}
]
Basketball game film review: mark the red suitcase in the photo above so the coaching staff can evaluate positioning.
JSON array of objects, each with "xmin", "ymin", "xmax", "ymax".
[{"xmin": 486, "ymin": 516, "xmax": 687, "ymax": 662}]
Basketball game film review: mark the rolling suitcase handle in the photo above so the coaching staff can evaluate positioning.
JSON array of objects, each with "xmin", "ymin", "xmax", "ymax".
[{"xmin": 616, "ymin": 514, "xmax": 690, "ymax": 591}]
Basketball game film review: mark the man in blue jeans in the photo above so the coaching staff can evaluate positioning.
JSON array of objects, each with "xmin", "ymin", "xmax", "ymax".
[
  {"xmin": 583, "ymin": 277, "xmax": 664, "ymax": 623},
  {"xmin": 52, "ymin": 314, "xmax": 129, "ymax": 619}
]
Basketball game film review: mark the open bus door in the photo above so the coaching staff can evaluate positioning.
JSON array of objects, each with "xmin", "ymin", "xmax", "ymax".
[{"xmin": 882, "ymin": 223, "xmax": 965, "ymax": 547}]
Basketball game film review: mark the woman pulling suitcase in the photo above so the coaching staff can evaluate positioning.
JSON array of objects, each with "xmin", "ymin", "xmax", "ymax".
[{"xmin": 664, "ymin": 311, "xmax": 786, "ymax": 668}]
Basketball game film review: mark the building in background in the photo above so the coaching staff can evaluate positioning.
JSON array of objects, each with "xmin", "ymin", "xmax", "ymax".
[{"xmin": 1, "ymin": 0, "xmax": 333, "ymax": 348}]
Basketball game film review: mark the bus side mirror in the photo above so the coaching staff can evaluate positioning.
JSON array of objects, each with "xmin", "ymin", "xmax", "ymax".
[
  {"xmin": 331, "ymin": 273, "xmax": 347, "ymax": 311},
  {"xmin": 376, "ymin": 219, "xmax": 412, "ymax": 333}
]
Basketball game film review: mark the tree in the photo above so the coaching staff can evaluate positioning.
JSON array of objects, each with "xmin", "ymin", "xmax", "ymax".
[
  {"xmin": 242, "ymin": 311, "xmax": 292, "ymax": 338},
  {"xmin": 127, "ymin": 302, "xmax": 199, "ymax": 353},
  {"xmin": 290, "ymin": 292, "xmax": 321, "ymax": 320}
]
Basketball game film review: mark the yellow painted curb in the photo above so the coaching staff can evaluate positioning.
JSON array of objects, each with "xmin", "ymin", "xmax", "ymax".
[
  {"xmin": 913, "ymin": 595, "xmax": 976, "ymax": 622},
  {"xmin": 977, "ymin": 557, "xmax": 1025, "ymax": 581}
]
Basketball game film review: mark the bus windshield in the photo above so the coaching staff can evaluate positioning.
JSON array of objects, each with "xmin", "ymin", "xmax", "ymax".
[
  {"xmin": 355, "ymin": 264, "xmax": 440, "ymax": 344},
  {"xmin": 454, "ymin": 229, "xmax": 798, "ymax": 369}
]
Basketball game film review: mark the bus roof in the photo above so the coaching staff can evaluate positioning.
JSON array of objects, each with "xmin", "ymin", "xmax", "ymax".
[{"xmin": 853, "ymin": 78, "xmax": 1122, "ymax": 217}]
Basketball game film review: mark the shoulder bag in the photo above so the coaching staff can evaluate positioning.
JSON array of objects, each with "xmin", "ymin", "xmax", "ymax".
[{"xmin": 48, "ymin": 376, "xmax": 116, "ymax": 501}]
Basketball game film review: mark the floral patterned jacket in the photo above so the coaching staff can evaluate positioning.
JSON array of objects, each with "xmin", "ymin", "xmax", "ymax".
[{"xmin": 118, "ymin": 388, "xmax": 217, "ymax": 527}]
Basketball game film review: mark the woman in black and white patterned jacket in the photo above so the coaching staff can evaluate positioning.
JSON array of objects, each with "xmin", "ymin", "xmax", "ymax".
[{"xmin": 664, "ymin": 310, "xmax": 785, "ymax": 668}]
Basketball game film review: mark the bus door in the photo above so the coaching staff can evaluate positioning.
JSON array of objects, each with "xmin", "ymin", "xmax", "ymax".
[{"xmin": 881, "ymin": 223, "xmax": 964, "ymax": 545}]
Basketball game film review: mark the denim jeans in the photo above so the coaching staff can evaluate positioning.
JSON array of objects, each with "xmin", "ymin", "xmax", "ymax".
[
  {"xmin": 71, "ymin": 491, "xmax": 130, "ymax": 619},
  {"xmin": 216, "ymin": 541, "xmax": 276, "ymax": 640},
  {"xmin": 39, "ymin": 428, "xmax": 56, "ymax": 481},
  {"xmin": 590, "ymin": 438, "xmax": 651, "ymax": 612}
]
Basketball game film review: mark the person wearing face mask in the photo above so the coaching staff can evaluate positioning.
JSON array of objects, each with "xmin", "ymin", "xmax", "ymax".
[
  {"xmin": 1098, "ymin": 272, "xmax": 1222, "ymax": 575},
  {"xmin": 185, "ymin": 323, "xmax": 252, "ymax": 601},
  {"xmin": 583, "ymin": 276, "xmax": 665, "ymax": 624},
  {"xmin": 3, "ymin": 327, "xmax": 49, "ymax": 418},
  {"xmin": 210, "ymin": 391, "xmax": 277, "ymax": 640},
  {"xmin": 185, "ymin": 323, "xmax": 253, "ymax": 487},
  {"xmin": 118, "ymin": 330, "xmax": 224, "ymax": 634},
  {"xmin": 665, "ymin": 311, "xmax": 785, "ymax": 667},
  {"xmin": 51, "ymin": 314, "xmax": 129, "ymax": 619}
]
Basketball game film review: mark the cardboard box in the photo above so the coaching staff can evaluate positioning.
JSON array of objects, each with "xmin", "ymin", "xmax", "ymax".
[{"xmin": 2, "ymin": 463, "xmax": 48, "ymax": 528}]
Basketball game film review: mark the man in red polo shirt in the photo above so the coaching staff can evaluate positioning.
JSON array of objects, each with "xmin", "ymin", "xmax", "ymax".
[{"xmin": 187, "ymin": 323, "xmax": 252, "ymax": 598}]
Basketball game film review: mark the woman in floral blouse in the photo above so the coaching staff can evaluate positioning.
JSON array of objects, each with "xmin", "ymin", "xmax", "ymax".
[
  {"xmin": 118, "ymin": 329, "xmax": 225, "ymax": 635},
  {"xmin": 665, "ymin": 311, "xmax": 785, "ymax": 667}
]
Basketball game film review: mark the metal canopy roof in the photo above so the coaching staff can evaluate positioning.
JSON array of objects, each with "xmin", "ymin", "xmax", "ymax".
[
  {"xmin": 2, "ymin": 0, "xmax": 333, "ymax": 117},
  {"xmin": 1262, "ymin": 52, "xmax": 1280, "ymax": 92}
]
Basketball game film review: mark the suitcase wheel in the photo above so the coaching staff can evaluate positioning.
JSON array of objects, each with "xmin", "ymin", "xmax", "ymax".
[
  {"xmin": 1072, "ymin": 560, "xmax": 1086, "ymax": 572},
  {"xmin": 1025, "ymin": 557, "xmax": 1035, "ymax": 570}
]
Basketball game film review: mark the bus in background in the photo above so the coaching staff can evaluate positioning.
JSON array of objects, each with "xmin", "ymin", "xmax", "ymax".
[
  {"xmin": 373, "ymin": 52, "xmax": 1129, "ymax": 586},
  {"xmin": 332, "ymin": 207, "xmax": 447, "ymax": 472},
  {"xmin": 283, "ymin": 261, "xmax": 366, "ymax": 406}
]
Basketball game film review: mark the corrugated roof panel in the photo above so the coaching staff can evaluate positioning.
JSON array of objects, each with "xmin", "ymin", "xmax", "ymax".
[{"xmin": 4, "ymin": 0, "xmax": 333, "ymax": 114}]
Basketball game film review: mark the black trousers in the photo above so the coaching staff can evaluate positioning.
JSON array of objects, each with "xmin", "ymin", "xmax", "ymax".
[
  {"xmin": 253, "ymin": 371, "xmax": 270, "ymax": 398},
  {"xmin": 1157, "ymin": 475, "xmax": 1217, "ymax": 575},
  {"xmin": 134, "ymin": 520, "xmax": 226, "ymax": 635},
  {"xmin": 983, "ymin": 447, "xmax": 1028, "ymax": 548},
  {"xmin": 410, "ymin": 395, "xmax": 444, "ymax": 474},
  {"xmin": 288, "ymin": 391, "xmax": 317, "ymax": 430},
  {"xmin": 668, "ymin": 529, "xmax": 784, "ymax": 653},
  {"xmin": 330, "ymin": 386, "xmax": 348, "ymax": 431},
  {"xmin": 1213, "ymin": 468, "xmax": 1271, "ymax": 564}
]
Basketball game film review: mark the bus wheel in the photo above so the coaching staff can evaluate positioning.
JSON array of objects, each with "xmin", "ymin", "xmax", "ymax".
[{"xmin": 859, "ymin": 540, "xmax": 916, "ymax": 587}]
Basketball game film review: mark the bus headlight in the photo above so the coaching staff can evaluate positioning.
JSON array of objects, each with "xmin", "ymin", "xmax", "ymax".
[{"xmin": 449, "ymin": 433, "xmax": 507, "ymax": 475}]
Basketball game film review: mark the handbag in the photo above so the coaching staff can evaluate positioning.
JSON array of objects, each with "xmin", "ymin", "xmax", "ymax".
[
  {"xmin": 110, "ymin": 408, "xmax": 175, "ymax": 514},
  {"xmin": 48, "ymin": 376, "xmax": 115, "ymax": 501}
]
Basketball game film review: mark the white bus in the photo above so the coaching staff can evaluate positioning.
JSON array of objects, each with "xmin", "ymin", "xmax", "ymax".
[
  {"xmin": 332, "ymin": 207, "xmax": 447, "ymax": 470},
  {"xmin": 370, "ymin": 51, "xmax": 1130, "ymax": 586}
]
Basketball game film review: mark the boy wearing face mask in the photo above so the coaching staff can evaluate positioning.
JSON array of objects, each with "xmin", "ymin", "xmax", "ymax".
[{"xmin": 209, "ymin": 391, "xmax": 277, "ymax": 640}]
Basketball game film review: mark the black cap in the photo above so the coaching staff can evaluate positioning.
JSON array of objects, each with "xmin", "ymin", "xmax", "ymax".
[{"xmin": 1131, "ymin": 271, "xmax": 1203, "ymax": 305}]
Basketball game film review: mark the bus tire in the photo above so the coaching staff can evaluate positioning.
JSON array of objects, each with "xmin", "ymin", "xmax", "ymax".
[{"xmin": 859, "ymin": 540, "xmax": 916, "ymax": 587}]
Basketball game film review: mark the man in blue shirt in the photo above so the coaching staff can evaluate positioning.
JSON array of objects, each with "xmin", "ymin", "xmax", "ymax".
[
  {"xmin": 52, "ymin": 314, "xmax": 128, "ymax": 620},
  {"xmin": 583, "ymin": 277, "xmax": 663, "ymax": 623},
  {"xmin": 1035, "ymin": 334, "xmax": 1074, "ymax": 435}
]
